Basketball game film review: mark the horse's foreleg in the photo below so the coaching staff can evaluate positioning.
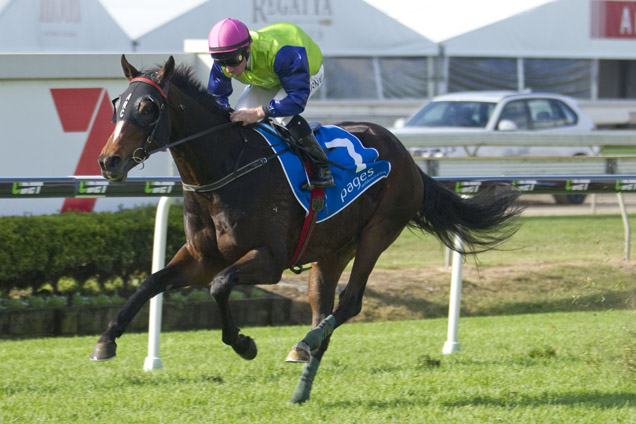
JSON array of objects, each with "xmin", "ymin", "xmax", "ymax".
[
  {"xmin": 89, "ymin": 267, "xmax": 181, "ymax": 361},
  {"xmin": 210, "ymin": 247, "xmax": 280, "ymax": 360},
  {"xmin": 287, "ymin": 257, "xmax": 349, "ymax": 404},
  {"xmin": 90, "ymin": 246, "xmax": 210, "ymax": 361}
]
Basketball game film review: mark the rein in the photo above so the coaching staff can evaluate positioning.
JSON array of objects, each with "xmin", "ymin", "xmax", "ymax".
[
  {"xmin": 180, "ymin": 123, "xmax": 293, "ymax": 192},
  {"xmin": 182, "ymin": 150, "xmax": 285, "ymax": 192},
  {"xmin": 125, "ymin": 77, "xmax": 288, "ymax": 186},
  {"xmin": 124, "ymin": 75, "xmax": 323, "ymax": 274},
  {"xmin": 144, "ymin": 121, "xmax": 240, "ymax": 157},
  {"xmin": 125, "ymin": 76, "xmax": 244, "ymax": 163}
]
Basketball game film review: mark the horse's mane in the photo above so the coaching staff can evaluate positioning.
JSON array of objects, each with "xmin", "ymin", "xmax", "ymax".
[{"xmin": 148, "ymin": 63, "xmax": 229, "ymax": 116}]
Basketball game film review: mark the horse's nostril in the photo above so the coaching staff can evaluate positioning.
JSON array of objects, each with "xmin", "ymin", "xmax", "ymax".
[{"xmin": 101, "ymin": 155, "xmax": 121, "ymax": 172}]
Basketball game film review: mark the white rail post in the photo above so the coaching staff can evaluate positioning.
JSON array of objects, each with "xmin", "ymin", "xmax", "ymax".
[
  {"xmin": 443, "ymin": 234, "xmax": 464, "ymax": 354},
  {"xmin": 444, "ymin": 246, "xmax": 452, "ymax": 268},
  {"xmin": 617, "ymin": 193, "xmax": 631, "ymax": 261},
  {"xmin": 143, "ymin": 196, "xmax": 173, "ymax": 371}
]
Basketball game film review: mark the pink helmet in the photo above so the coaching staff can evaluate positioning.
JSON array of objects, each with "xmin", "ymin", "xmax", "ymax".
[{"xmin": 208, "ymin": 18, "xmax": 252, "ymax": 53}]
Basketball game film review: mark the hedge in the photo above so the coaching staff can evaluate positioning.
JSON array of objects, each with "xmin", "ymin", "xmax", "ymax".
[{"xmin": 0, "ymin": 204, "xmax": 186, "ymax": 295}]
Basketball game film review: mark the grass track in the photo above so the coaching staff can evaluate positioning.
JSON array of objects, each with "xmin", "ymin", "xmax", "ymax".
[
  {"xmin": 2, "ymin": 215, "xmax": 636, "ymax": 422},
  {"xmin": 377, "ymin": 214, "xmax": 636, "ymax": 268},
  {"xmin": 1, "ymin": 310, "xmax": 635, "ymax": 423}
]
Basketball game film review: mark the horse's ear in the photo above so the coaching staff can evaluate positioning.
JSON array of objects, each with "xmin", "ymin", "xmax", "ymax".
[
  {"xmin": 156, "ymin": 56, "xmax": 175, "ymax": 86},
  {"xmin": 121, "ymin": 54, "xmax": 140, "ymax": 81}
]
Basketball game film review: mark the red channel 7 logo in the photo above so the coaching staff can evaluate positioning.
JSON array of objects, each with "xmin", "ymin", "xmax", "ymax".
[{"xmin": 50, "ymin": 88, "xmax": 115, "ymax": 213}]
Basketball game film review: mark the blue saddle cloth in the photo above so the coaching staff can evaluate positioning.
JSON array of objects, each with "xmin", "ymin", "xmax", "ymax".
[{"xmin": 255, "ymin": 124, "xmax": 391, "ymax": 223}]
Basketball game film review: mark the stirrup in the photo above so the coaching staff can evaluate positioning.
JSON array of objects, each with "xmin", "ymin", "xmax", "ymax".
[
  {"xmin": 301, "ymin": 181, "xmax": 330, "ymax": 191},
  {"xmin": 301, "ymin": 174, "xmax": 335, "ymax": 190}
]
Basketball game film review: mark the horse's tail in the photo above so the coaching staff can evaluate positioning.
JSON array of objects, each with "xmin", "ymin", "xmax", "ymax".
[{"xmin": 409, "ymin": 170, "xmax": 523, "ymax": 254}]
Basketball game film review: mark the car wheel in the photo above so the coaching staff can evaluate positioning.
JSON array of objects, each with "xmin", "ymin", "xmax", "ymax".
[
  {"xmin": 553, "ymin": 194, "xmax": 587, "ymax": 205},
  {"xmin": 552, "ymin": 152, "xmax": 589, "ymax": 205}
]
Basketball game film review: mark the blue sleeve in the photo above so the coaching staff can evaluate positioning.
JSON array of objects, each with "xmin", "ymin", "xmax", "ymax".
[
  {"xmin": 207, "ymin": 62, "xmax": 233, "ymax": 110},
  {"xmin": 267, "ymin": 46, "xmax": 311, "ymax": 117}
]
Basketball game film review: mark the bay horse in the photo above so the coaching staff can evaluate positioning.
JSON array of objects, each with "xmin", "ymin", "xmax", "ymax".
[{"xmin": 92, "ymin": 55, "xmax": 521, "ymax": 404}]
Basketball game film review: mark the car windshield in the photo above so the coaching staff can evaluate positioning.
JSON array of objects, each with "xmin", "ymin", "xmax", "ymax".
[{"xmin": 406, "ymin": 101, "xmax": 496, "ymax": 128}]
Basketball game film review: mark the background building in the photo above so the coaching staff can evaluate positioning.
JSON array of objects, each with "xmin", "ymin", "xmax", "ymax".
[{"xmin": 1, "ymin": 0, "xmax": 636, "ymax": 215}]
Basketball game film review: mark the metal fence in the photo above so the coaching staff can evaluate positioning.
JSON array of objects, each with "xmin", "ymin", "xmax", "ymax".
[{"xmin": 2, "ymin": 175, "xmax": 634, "ymax": 365}]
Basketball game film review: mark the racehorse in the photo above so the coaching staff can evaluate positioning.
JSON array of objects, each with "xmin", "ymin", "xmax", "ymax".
[{"xmin": 92, "ymin": 55, "xmax": 522, "ymax": 404}]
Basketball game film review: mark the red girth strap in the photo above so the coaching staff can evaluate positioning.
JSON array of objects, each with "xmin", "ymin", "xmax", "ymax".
[{"xmin": 288, "ymin": 186, "xmax": 324, "ymax": 273}]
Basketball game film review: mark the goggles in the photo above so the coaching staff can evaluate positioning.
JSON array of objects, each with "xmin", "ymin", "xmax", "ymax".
[{"xmin": 211, "ymin": 48, "xmax": 247, "ymax": 67}]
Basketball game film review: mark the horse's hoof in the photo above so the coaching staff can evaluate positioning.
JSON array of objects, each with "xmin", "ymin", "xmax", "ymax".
[
  {"xmin": 288, "ymin": 394, "xmax": 309, "ymax": 405},
  {"xmin": 233, "ymin": 334, "xmax": 257, "ymax": 360},
  {"xmin": 90, "ymin": 341, "xmax": 117, "ymax": 361},
  {"xmin": 285, "ymin": 342, "xmax": 310, "ymax": 363}
]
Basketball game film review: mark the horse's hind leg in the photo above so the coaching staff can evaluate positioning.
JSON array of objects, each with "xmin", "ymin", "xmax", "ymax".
[
  {"xmin": 209, "ymin": 247, "xmax": 281, "ymax": 360},
  {"xmin": 90, "ymin": 246, "xmax": 212, "ymax": 361},
  {"xmin": 288, "ymin": 222, "xmax": 405, "ymax": 403},
  {"xmin": 333, "ymin": 221, "xmax": 406, "ymax": 326},
  {"xmin": 287, "ymin": 254, "xmax": 351, "ymax": 404},
  {"xmin": 294, "ymin": 226, "xmax": 402, "ymax": 345}
]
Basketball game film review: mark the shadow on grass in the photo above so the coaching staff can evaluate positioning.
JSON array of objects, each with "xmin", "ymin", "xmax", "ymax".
[
  {"xmin": 468, "ymin": 289, "xmax": 636, "ymax": 317},
  {"xmin": 362, "ymin": 287, "xmax": 448, "ymax": 317},
  {"xmin": 444, "ymin": 391, "xmax": 636, "ymax": 409},
  {"xmin": 320, "ymin": 397, "xmax": 431, "ymax": 410},
  {"xmin": 362, "ymin": 286, "xmax": 636, "ymax": 319},
  {"xmin": 322, "ymin": 390, "xmax": 634, "ymax": 410}
]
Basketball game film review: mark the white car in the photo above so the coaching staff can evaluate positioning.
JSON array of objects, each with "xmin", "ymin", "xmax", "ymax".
[
  {"xmin": 396, "ymin": 90, "xmax": 597, "ymax": 158},
  {"xmin": 394, "ymin": 91, "xmax": 598, "ymax": 204}
]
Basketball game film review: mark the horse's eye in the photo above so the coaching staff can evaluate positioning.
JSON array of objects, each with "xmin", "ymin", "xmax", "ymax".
[{"xmin": 139, "ymin": 101, "xmax": 159, "ymax": 122}]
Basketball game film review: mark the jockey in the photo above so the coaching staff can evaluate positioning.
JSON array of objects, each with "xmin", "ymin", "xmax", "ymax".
[{"xmin": 207, "ymin": 18, "xmax": 335, "ymax": 189}]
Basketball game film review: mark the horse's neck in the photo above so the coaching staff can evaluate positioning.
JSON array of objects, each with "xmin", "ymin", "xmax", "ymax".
[{"xmin": 168, "ymin": 96, "xmax": 240, "ymax": 186}]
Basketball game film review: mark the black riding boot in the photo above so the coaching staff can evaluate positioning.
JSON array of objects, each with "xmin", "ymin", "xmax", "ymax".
[
  {"xmin": 286, "ymin": 116, "xmax": 335, "ymax": 189},
  {"xmin": 297, "ymin": 132, "xmax": 335, "ymax": 188}
]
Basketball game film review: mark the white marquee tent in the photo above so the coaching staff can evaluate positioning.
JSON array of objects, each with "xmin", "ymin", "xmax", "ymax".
[
  {"xmin": 438, "ymin": 0, "xmax": 636, "ymax": 110},
  {"xmin": 444, "ymin": 0, "xmax": 636, "ymax": 58},
  {"xmin": 0, "ymin": 0, "xmax": 131, "ymax": 52},
  {"xmin": 0, "ymin": 0, "xmax": 437, "ymax": 56}
]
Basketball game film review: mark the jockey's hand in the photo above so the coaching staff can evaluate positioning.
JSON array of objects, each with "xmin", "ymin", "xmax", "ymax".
[{"xmin": 230, "ymin": 107, "xmax": 266, "ymax": 125}]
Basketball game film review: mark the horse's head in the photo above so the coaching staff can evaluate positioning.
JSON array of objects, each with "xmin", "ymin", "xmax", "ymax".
[{"xmin": 98, "ymin": 55, "xmax": 175, "ymax": 182}]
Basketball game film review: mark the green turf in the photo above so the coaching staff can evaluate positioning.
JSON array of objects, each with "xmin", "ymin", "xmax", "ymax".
[
  {"xmin": 1, "ymin": 310, "xmax": 635, "ymax": 423},
  {"xmin": 375, "ymin": 214, "xmax": 635, "ymax": 268}
]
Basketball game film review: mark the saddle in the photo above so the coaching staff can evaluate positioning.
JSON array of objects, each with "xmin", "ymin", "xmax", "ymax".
[
  {"xmin": 258, "ymin": 120, "xmax": 333, "ymax": 169},
  {"xmin": 253, "ymin": 121, "xmax": 391, "ymax": 222},
  {"xmin": 251, "ymin": 121, "xmax": 392, "ymax": 272}
]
